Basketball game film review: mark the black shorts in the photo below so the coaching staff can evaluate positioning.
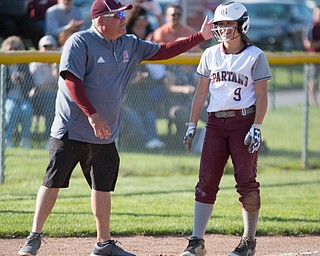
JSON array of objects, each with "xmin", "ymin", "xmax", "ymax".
[{"xmin": 42, "ymin": 133, "xmax": 120, "ymax": 192}]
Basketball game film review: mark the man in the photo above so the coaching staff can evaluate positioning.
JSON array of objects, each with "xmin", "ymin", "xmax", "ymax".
[
  {"xmin": 304, "ymin": 5, "xmax": 320, "ymax": 106},
  {"xmin": 29, "ymin": 35, "xmax": 59, "ymax": 149},
  {"xmin": 149, "ymin": 4, "xmax": 203, "ymax": 142},
  {"xmin": 18, "ymin": 0, "xmax": 213, "ymax": 255},
  {"xmin": 28, "ymin": 0, "xmax": 57, "ymax": 33},
  {"xmin": 45, "ymin": 0, "xmax": 84, "ymax": 42},
  {"xmin": 150, "ymin": 4, "xmax": 197, "ymax": 49}
]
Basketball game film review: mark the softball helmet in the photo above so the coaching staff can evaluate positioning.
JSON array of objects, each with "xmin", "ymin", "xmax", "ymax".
[{"xmin": 212, "ymin": 2, "xmax": 250, "ymax": 42}]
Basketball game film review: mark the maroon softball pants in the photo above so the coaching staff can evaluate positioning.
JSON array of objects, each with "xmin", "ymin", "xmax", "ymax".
[{"xmin": 195, "ymin": 111, "xmax": 260, "ymax": 211}]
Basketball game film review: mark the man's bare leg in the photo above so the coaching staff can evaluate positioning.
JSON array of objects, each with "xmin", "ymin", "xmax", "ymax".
[
  {"xmin": 32, "ymin": 185, "xmax": 60, "ymax": 232},
  {"xmin": 91, "ymin": 189, "xmax": 111, "ymax": 242}
]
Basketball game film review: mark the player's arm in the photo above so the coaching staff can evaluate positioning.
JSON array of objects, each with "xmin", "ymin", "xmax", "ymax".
[
  {"xmin": 253, "ymin": 79, "xmax": 268, "ymax": 125},
  {"xmin": 184, "ymin": 77, "xmax": 210, "ymax": 152},
  {"xmin": 63, "ymin": 71, "xmax": 111, "ymax": 139},
  {"xmin": 189, "ymin": 77, "xmax": 210, "ymax": 124},
  {"xmin": 244, "ymin": 79, "xmax": 268, "ymax": 153},
  {"xmin": 148, "ymin": 17, "xmax": 213, "ymax": 60}
]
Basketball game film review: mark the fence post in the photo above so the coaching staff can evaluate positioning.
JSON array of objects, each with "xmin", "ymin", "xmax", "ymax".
[
  {"xmin": 301, "ymin": 63, "xmax": 309, "ymax": 169},
  {"xmin": 0, "ymin": 64, "xmax": 5, "ymax": 184}
]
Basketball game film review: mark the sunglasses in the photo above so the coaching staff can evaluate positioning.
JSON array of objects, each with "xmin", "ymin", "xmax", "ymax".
[
  {"xmin": 103, "ymin": 11, "xmax": 125, "ymax": 19},
  {"xmin": 43, "ymin": 45, "xmax": 55, "ymax": 48},
  {"xmin": 171, "ymin": 13, "xmax": 181, "ymax": 17}
]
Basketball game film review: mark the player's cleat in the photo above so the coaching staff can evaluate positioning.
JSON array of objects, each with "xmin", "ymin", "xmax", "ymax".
[
  {"xmin": 180, "ymin": 236, "xmax": 206, "ymax": 256},
  {"xmin": 228, "ymin": 237, "xmax": 256, "ymax": 256},
  {"xmin": 90, "ymin": 240, "xmax": 136, "ymax": 256},
  {"xmin": 18, "ymin": 232, "xmax": 43, "ymax": 256}
]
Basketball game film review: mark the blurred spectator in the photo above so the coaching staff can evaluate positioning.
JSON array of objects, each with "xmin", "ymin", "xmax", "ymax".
[
  {"xmin": 0, "ymin": 0, "xmax": 43, "ymax": 49},
  {"xmin": 304, "ymin": 5, "xmax": 320, "ymax": 106},
  {"xmin": 121, "ymin": 6, "xmax": 165, "ymax": 149},
  {"xmin": 123, "ymin": 0, "xmax": 163, "ymax": 28},
  {"xmin": 122, "ymin": 65, "xmax": 167, "ymax": 149},
  {"xmin": 58, "ymin": 26, "xmax": 76, "ymax": 48},
  {"xmin": 126, "ymin": 5, "xmax": 153, "ymax": 38},
  {"xmin": 165, "ymin": 65, "xmax": 208, "ymax": 137},
  {"xmin": 149, "ymin": 4, "xmax": 205, "ymax": 142},
  {"xmin": 1, "ymin": 36, "xmax": 34, "ymax": 148},
  {"xmin": 29, "ymin": 35, "xmax": 59, "ymax": 148},
  {"xmin": 28, "ymin": 0, "xmax": 57, "ymax": 33},
  {"xmin": 45, "ymin": 0, "xmax": 84, "ymax": 43},
  {"xmin": 150, "ymin": 4, "xmax": 197, "ymax": 51}
]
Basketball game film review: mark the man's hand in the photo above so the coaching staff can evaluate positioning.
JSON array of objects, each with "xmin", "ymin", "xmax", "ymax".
[
  {"xmin": 88, "ymin": 113, "xmax": 111, "ymax": 139},
  {"xmin": 244, "ymin": 124, "xmax": 261, "ymax": 153},
  {"xmin": 200, "ymin": 16, "xmax": 214, "ymax": 40},
  {"xmin": 183, "ymin": 122, "xmax": 197, "ymax": 153}
]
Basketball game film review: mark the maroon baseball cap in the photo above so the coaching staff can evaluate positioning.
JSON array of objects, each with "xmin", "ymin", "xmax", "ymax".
[{"xmin": 91, "ymin": 0, "xmax": 132, "ymax": 19}]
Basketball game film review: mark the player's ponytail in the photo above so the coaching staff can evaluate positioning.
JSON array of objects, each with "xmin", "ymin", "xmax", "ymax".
[{"xmin": 241, "ymin": 34, "xmax": 255, "ymax": 46}]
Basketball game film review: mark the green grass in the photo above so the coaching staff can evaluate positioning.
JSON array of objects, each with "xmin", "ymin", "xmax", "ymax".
[
  {"xmin": 269, "ymin": 65, "xmax": 304, "ymax": 90},
  {"xmin": 261, "ymin": 106, "xmax": 320, "ymax": 170},
  {"xmin": 0, "ymin": 105, "xmax": 319, "ymax": 238},
  {"xmin": 0, "ymin": 165, "xmax": 319, "ymax": 238}
]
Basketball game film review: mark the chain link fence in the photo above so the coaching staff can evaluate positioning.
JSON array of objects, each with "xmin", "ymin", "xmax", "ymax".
[{"xmin": 0, "ymin": 52, "xmax": 320, "ymax": 183}]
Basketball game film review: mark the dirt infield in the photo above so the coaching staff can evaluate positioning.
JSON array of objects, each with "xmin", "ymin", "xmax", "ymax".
[{"xmin": 1, "ymin": 235, "xmax": 320, "ymax": 256}]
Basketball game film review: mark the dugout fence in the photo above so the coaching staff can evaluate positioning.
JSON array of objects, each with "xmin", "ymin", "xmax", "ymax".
[{"xmin": 0, "ymin": 51, "xmax": 320, "ymax": 184}]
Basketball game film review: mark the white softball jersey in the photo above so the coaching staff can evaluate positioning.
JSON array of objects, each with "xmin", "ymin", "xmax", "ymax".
[{"xmin": 197, "ymin": 44, "xmax": 272, "ymax": 112}]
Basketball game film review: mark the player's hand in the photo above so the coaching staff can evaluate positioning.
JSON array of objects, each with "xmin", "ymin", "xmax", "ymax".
[
  {"xmin": 88, "ymin": 113, "xmax": 111, "ymax": 139},
  {"xmin": 183, "ymin": 122, "xmax": 197, "ymax": 153},
  {"xmin": 200, "ymin": 16, "xmax": 214, "ymax": 40},
  {"xmin": 244, "ymin": 124, "xmax": 261, "ymax": 153}
]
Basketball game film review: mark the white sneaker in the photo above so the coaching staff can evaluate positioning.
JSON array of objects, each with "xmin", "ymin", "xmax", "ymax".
[{"xmin": 145, "ymin": 138, "xmax": 165, "ymax": 149}]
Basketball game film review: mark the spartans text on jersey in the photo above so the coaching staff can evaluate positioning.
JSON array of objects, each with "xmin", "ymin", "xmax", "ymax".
[{"xmin": 210, "ymin": 71, "xmax": 249, "ymax": 86}]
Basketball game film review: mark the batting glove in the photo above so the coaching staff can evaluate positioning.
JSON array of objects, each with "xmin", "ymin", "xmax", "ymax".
[
  {"xmin": 184, "ymin": 122, "xmax": 197, "ymax": 153},
  {"xmin": 244, "ymin": 124, "xmax": 261, "ymax": 153}
]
